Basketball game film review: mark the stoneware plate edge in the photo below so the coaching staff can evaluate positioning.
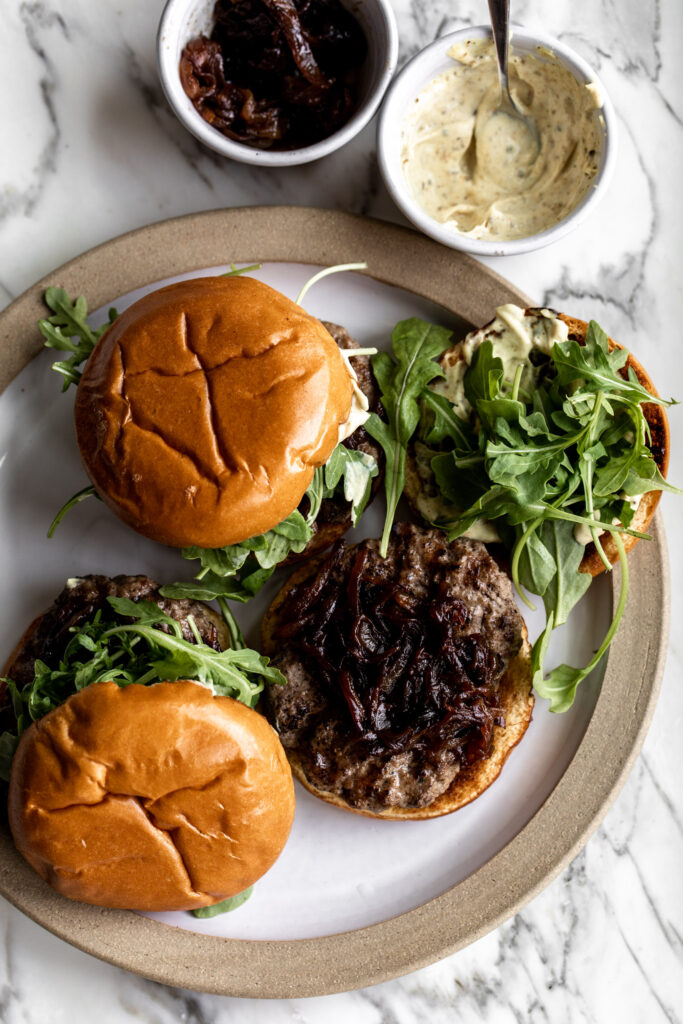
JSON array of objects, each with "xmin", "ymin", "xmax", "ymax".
[{"xmin": 0, "ymin": 207, "xmax": 670, "ymax": 998}]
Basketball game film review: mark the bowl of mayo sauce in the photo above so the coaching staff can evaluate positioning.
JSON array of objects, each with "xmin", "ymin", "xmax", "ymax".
[{"xmin": 378, "ymin": 26, "xmax": 617, "ymax": 256}]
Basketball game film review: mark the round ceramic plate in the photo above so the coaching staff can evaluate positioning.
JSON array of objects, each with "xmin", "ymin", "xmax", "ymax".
[{"xmin": 0, "ymin": 208, "xmax": 670, "ymax": 998}]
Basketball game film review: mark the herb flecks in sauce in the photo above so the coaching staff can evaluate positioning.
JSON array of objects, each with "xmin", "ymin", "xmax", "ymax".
[{"xmin": 400, "ymin": 39, "xmax": 602, "ymax": 241}]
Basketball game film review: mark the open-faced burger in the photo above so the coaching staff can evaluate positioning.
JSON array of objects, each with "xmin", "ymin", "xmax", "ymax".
[{"xmin": 261, "ymin": 523, "xmax": 533, "ymax": 818}]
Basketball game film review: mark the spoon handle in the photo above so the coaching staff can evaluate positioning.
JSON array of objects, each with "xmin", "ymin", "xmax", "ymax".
[{"xmin": 488, "ymin": 0, "xmax": 511, "ymax": 99}]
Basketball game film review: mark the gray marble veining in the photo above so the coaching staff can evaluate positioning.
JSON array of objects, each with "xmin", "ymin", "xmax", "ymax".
[{"xmin": 0, "ymin": 0, "xmax": 682, "ymax": 1020}]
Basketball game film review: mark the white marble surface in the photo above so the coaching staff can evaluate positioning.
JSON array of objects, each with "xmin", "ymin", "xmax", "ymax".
[{"xmin": 0, "ymin": 0, "xmax": 682, "ymax": 1019}]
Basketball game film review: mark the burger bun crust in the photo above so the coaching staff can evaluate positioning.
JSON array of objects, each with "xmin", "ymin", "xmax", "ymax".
[
  {"xmin": 8, "ymin": 680, "xmax": 295, "ymax": 911},
  {"xmin": 74, "ymin": 276, "xmax": 356, "ymax": 549}
]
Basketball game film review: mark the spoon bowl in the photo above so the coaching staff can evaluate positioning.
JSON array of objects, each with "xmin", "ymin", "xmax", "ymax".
[
  {"xmin": 485, "ymin": 0, "xmax": 540, "ymax": 171},
  {"xmin": 475, "ymin": 105, "xmax": 539, "ymax": 191}
]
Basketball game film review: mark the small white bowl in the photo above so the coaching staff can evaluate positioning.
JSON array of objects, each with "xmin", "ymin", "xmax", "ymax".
[
  {"xmin": 377, "ymin": 26, "xmax": 618, "ymax": 257},
  {"xmin": 157, "ymin": 0, "xmax": 398, "ymax": 167}
]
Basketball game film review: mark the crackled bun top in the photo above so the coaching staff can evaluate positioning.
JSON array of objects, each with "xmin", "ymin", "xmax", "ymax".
[
  {"xmin": 8, "ymin": 681, "xmax": 295, "ymax": 911},
  {"xmin": 74, "ymin": 276, "xmax": 355, "ymax": 548}
]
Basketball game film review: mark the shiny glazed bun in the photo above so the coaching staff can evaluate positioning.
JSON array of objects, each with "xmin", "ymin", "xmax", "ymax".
[
  {"xmin": 74, "ymin": 276, "xmax": 356, "ymax": 548},
  {"xmin": 8, "ymin": 680, "xmax": 295, "ymax": 911}
]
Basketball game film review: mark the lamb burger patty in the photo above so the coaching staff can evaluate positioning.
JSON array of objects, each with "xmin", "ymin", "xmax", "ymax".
[{"xmin": 261, "ymin": 523, "xmax": 533, "ymax": 819}]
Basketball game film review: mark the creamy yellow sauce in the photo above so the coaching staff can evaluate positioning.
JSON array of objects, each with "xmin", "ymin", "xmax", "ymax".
[
  {"xmin": 336, "ymin": 350, "xmax": 371, "ymax": 445},
  {"xmin": 425, "ymin": 305, "xmax": 568, "ymax": 542},
  {"xmin": 434, "ymin": 304, "xmax": 568, "ymax": 419},
  {"xmin": 401, "ymin": 39, "xmax": 602, "ymax": 241}
]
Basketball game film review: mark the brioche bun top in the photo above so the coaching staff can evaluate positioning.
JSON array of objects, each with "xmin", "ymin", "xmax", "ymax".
[
  {"xmin": 74, "ymin": 276, "xmax": 356, "ymax": 548},
  {"xmin": 8, "ymin": 680, "xmax": 295, "ymax": 911}
]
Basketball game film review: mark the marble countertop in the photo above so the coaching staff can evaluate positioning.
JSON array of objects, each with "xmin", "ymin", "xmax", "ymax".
[{"xmin": 1, "ymin": 0, "xmax": 682, "ymax": 1020}]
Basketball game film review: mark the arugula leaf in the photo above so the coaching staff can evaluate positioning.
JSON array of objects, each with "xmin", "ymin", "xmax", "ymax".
[
  {"xmin": 514, "ymin": 525, "xmax": 558, "ymax": 601},
  {"xmin": 162, "ymin": 445, "xmax": 378, "ymax": 604},
  {"xmin": 421, "ymin": 390, "xmax": 474, "ymax": 449},
  {"xmin": 47, "ymin": 485, "xmax": 100, "ymax": 538},
  {"xmin": 410, "ymin": 313, "xmax": 679, "ymax": 710},
  {"xmin": 534, "ymin": 532, "xmax": 630, "ymax": 712},
  {"xmin": 620, "ymin": 458, "xmax": 682, "ymax": 497},
  {"xmin": 535, "ymin": 520, "xmax": 592, "ymax": 625},
  {"xmin": 162, "ymin": 509, "xmax": 314, "ymax": 604},
  {"xmin": 366, "ymin": 318, "xmax": 453, "ymax": 555},
  {"xmin": 40, "ymin": 287, "xmax": 118, "ymax": 390},
  {"xmin": 464, "ymin": 340, "xmax": 504, "ymax": 409},
  {"xmin": 159, "ymin": 579, "xmax": 239, "ymax": 603},
  {"xmin": 305, "ymin": 466, "xmax": 326, "ymax": 524},
  {"xmin": 191, "ymin": 886, "xmax": 254, "ymax": 918},
  {"xmin": 322, "ymin": 446, "xmax": 378, "ymax": 526},
  {"xmin": 552, "ymin": 322, "xmax": 674, "ymax": 406}
]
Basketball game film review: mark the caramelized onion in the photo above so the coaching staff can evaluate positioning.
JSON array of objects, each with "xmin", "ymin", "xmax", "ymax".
[
  {"xmin": 273, "ymin": 538, "xmax": 505, "ymax": 761},
  {"xmin": 179, "ymin": 0, "xmax": 367, "ymax": 150}
]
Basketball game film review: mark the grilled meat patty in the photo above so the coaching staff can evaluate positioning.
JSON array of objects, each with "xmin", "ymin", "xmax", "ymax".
[
  {"xmin": 1, "ymin": 575, "xmax": 227, "ymax": 731},
  {"xmin": 263, "ymin": 523, "xmax": 526, "ymax": 812}
]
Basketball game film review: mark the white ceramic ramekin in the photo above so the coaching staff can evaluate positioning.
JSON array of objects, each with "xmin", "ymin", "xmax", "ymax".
[
  {"xmin": 377, "ymin": 25, "xmax": 617, "ymax": 257},
  {"xmin": 157, "ymin": 0, "xmax": 398, "ymax": 167}
]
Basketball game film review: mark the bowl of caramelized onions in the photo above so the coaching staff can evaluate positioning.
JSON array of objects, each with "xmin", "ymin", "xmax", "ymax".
[{"xmin": 157, "ymin": 0, "xmax": 398, "ymax": 166}]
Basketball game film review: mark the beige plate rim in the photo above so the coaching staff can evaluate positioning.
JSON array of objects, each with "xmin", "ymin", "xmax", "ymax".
[{"xmin": 0, "ymin": 207, "xmax": 671, "ymax": 998}]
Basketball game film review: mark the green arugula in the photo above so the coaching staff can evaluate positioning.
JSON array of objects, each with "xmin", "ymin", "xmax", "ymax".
[
  {"xmin": 377, "ymin": 317, "xmax": 679, "ymax": 711},
  {"xmin": 163, "ymin": 508, "xmax": 315, "ymax": 604},
  {"xmin": 0, "ymin": 597, "xmax": 285, "ymax": 783},
  {"xmin": 47, "ymin": 485, "xmax": 100, "ymax": 538},
  {"xmin": 161, "ymin": 446, "xmax": 378, "ymax": 603},
  {"xmin": 365, "ymin": 318, "xmax": 453, "ymax": 556},
  {"xmin": 315, "ymin": 445, "xmax": 378, "ymax": 527},
  {"xmin": 191, "ymin": 886, "xmax": 254, "ymax": 918},
  {"xmin": 40, "ymin": 287, "xmax": 118, "ymax": 390},
  {"xmin": 532, "ymin": 532, "xmax": 630, "ymax": 711}
]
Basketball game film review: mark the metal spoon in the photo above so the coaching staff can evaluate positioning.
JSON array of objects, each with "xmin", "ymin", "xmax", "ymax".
[{"xmin": 486, "ymin": 0, "xmax": 539, "ymax": 163}]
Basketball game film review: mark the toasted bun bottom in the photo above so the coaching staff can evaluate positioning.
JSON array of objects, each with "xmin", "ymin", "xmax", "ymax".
[
  {"xmin": 8, "ymin": 681, "xmax": 295, "ymax": 911},
  {"xmin": 406, "ymin": 310, "xmax": 670, "ymax": 577},
  {"xmin": 74, "ymin": 275, "xmax": 356, "ymax": 549}
]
